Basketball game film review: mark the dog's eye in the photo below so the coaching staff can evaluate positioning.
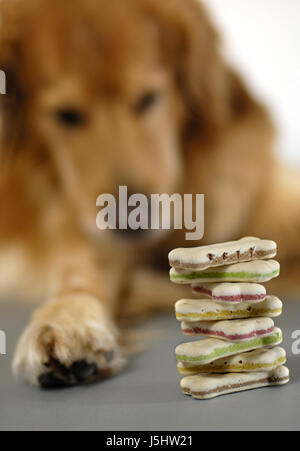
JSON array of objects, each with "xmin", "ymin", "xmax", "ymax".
[
  {"xmin": 55, "ymin": 108, "xmax": 86, "ymax": 127},
  {"xmin": 134, "ymin": 91, "xmax": 161, "ymax": 115}
]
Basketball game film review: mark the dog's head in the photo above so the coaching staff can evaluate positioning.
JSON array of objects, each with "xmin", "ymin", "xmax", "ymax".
[{"xmin": 0, "ymin": 0, "xmax": 231, "ymax": 241}]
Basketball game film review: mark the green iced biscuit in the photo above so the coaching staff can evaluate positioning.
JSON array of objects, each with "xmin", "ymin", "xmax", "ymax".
[
  {"xmin": 170, "ymin": 260, "xmax": 280, "ymax": 284},
  {"xmin": 176, "ymin": 328, "xmax": 283, "ymax": 365}
]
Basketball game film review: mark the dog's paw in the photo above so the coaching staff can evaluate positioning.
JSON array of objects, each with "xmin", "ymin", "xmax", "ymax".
[{"xmin": 13, "ymin": 294, "xmax": 125, "ymax": 387}]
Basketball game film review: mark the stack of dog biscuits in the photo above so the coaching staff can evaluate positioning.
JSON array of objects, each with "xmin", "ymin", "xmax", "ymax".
[{"xmin": 169, "ymin": 237, "xmax": 289, "ymax": 400}]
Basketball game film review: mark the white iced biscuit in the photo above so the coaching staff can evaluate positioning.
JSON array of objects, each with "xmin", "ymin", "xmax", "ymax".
[
  {"xmin": 170, "ymin": 260, "xmax": 280, "ymax": 284},
  {"xmin": 175, "ymin": 296, "xmax": 283, "ymax": 322},
  {"xmin": 176, "ymin": 328, "xmax": 283, "ymax": 365},
  {"xmin": 181, "ymin": 317, "xmax": 275, "ymax": 341},
  {"xmin": 178, "ymin": 347, "xmax": 287, "ymax": 375},
  {"xmin": 169, "ymin": 237, "xmax": 277, "ymax": 271},
  {"xmin": 180, "ymin": 366, "xmax": 290, "ymax": 400},
  {"xmin": 192, "ymin": 282, "xmax": 266, "ymax": 303}
]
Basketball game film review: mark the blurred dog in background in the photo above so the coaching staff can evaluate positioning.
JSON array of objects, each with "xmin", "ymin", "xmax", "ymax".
[{"xmin": 0, "ymin": 0, "xmax": 299, "ymax": 387}]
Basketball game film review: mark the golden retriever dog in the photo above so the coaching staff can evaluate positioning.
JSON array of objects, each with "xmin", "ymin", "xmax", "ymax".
[{"xmin": 0, "ymin": 0, "xmax": 299, "ymax": 387}]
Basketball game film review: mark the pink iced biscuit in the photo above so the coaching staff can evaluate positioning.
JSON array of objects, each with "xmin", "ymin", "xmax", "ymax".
[
  {"xmin": 192, "ymin": 282, "xmax": 267, "ymax": 304},
  {"xmin": 181, "ymin": 317, "xmax": 275, "ymax": 342}
]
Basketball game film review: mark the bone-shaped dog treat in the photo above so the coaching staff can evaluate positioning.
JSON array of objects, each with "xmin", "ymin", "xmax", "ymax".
[
  {"xmin": 180, "ymin": 366, "xmax": 289, "ymax": 400},
  {"xmin": 192, "ymin": 282, "xmax": 266, "ymax": 303},
  {"xmin": 181, "ymin": 317, "xmax": 275, "ymax": 341},
  {"xmin": 176, "ymin": 328, "xmax": 283, "ymax": 365},
  {"xmin": 178, "ymin": 347, "xmax": 287, "ymax": 375},
  {"xmin": 169, "ymin": 237, "xmax": 277, "ymax": 271},
  {"xmin": 175, "ymin": 296, "xmax": 283, "ymax": 322},
  {"xmin": 170, "ymin": 260, "xmax": 280, "ymax": 284}
]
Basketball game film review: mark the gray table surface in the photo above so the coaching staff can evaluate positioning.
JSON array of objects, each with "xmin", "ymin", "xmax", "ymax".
[{"xmin": 0, "ymin": 299, "xmax": 299, "ymax": 431}]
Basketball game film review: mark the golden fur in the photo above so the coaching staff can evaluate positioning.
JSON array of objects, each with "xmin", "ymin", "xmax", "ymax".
[{"xmin": 0, "ymin": 0, "xmax": 299, "ymax": 386}]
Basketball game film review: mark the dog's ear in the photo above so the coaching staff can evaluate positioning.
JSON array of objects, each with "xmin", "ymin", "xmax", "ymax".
[
  {"xmin": 0, "ymin": 0, "xmax": 27, "ymax": 156},
  {"xmin": 143, "ymin": 0, "xmax": 231, "ymax": 134}
]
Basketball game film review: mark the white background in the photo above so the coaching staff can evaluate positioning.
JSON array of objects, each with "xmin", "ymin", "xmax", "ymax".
[{"xmin": 203, "ymin": 0, "xmax": 300, "ymax": 166}]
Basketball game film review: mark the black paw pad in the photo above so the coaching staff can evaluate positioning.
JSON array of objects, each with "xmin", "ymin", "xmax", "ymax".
[
  {"xmin": 38, "ymin": 372, "xmax": 67, "ymax": 389},
  {"xmin": 71, "ymin": 361, "xmax": 98, "ymax": 382}
]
